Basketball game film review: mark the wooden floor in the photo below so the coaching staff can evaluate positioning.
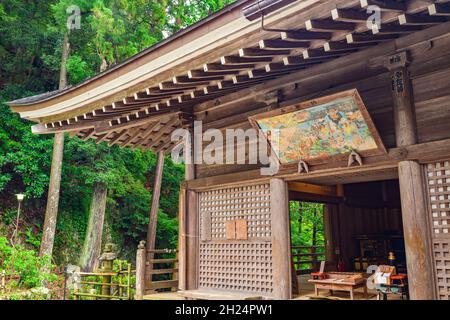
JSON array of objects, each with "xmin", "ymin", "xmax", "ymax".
[{"xmin": 143, "ymin": 276, "xmax": 401, "ymax": 301}]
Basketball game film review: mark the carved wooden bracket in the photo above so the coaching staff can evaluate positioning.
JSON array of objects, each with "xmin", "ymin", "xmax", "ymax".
[
  {"xmin": 298, "ymin": 160, "xmax": 310, "ymax": 174},
  {"xmin": 348, "ymin": 151, "xmax": 363, "ymax": 167}
]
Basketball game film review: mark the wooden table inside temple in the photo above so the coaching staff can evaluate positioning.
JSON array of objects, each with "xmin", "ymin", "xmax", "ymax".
[{"xmin": 309, "ymin": 272, "xmax": 368, "ymax": 300}]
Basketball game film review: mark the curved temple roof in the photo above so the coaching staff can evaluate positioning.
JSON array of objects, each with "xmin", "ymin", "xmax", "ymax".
[{"xmin": 6, "ymin": 0, "xmax": 450, "ymax": 153}]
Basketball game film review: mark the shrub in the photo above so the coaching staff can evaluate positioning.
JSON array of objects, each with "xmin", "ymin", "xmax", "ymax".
[{"xmin": 0, "ymin": 237, "xmax": 57, "ymax": 289}]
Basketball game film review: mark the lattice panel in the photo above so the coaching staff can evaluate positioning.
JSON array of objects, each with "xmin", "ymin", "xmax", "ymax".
[
  {"xmin": 199, "ymin": 184, "xmax": 271, "ymax": 240},
  {"xmin": 426, "ymin": 161, "xmax": 450, "ymax": 236},
  {"xmin": 198, "ymin": 242, "xmax": 273, "ymax": 294},
  {"xmin": 433, "ymin": 240, "xmax": 450, "ymax": 300},
  {"xmin": 426, "ymin": 162, "xmax": 450, "ymax": 300}
]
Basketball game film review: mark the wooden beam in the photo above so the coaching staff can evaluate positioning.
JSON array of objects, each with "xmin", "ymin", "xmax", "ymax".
[
  {"xmin": 107, "ymin": 129, "xmax": 128, "ymax": 147},
  {"xmin": 428, "ymin": 3, "xmax": 450, "ymax": 16},
  {"xmin": 331, "ymin": 9, "xmax": 369, "ymax": 22},
  {"xmin": 187, "ymin": 137, "xmax": 450, "ymax": 191},
  {"xmin": 287, "ymin": 182, "xmax": 339, "ymax": 197},
  {"xmin": 133, "ymin": 122, "xmax": 163, "ymax": 149},
  {"xmin": 81, "ymin": 129, "xmax": 96, "ymax": 141},
  {"xmin": 188, "ymin": 70, "xmax": 240, "ymax": 79},
  {"xmin": 120, "ymin": 128, "xmax": 144, "ymax": 148},
  {"xmin": 303, "ymin": 48, "xmax": 353, "ymax": 59},
  {"xmin": 305, "ymin": 19, "xmax": 355, "ymax": 32},
  {"xmin": 360, "ymin": 0, "xmax": 406, "ymax": 12},
  {"xmin": 239, "ymin": 48, "xmax": 290, "ymax": 57},
  {"xmin": 221, "ymin": 55, "xmax": 273, "ymax": 65},
  {"xmin": 143, "ymin": 117, "xmax": 180, "ymax": 149},
  {"xmin": 283, "ymin": 55, "xmax": 333, "ymax": 66},
  {"xmin": 95, "ymin": 111, "xmax": 178, "ymax": 134},
  {"xmin": 324, "ymin": 41, "xmax": 373, "ymax": 52},
  {"xmin": 281, "ymin": 30, "xmax": 332, "ymax": 41},
  {"xmin": 399, "ymin": 14, "xmax": 447, "ymax": 26},
  {"xmin": 347, "ymin": 33, "xmax": 398, "ymax": 44},
  {"xmin": 173, "ymin": 75, "xmax": 222, "ymax": 84},
  {"xmin": 271, "ymin": 179, "xmax": 291, "ymax": 300},
  {"xmin": 203, "ymin": 63, "xmax": 254, "ymax": 71},
  {"xmin": 259, "ymin": 39, "xmax": 309, "ymax": 50},
  {"xmin": 371, "ymin": 24, "xmax": 423, "ymax": 35}
]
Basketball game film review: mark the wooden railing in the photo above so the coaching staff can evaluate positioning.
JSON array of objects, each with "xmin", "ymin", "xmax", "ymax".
[
  {"xmin": 72, "ymin": 261, "xmax": 134, "ymax": 300},
  {"xmin": 145, "ymin": 249, "xmax": 179, "ymax": 294},
  {"xmin": 291, "ymin": 246, "xmax": 326, "ymax": 275}
]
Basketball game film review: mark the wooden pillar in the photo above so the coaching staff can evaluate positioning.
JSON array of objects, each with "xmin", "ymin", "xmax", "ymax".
[
  {"xmin": 186, "ymin": 190, "xmax": 198, "ymax": 290},
  {"xmin": 40, "ymin": 132, "xmax": 65, "ymax": 257},
  {"xmin": 271, "ymin": 179, "xmax": 291, "ymax": 300},
  {"xmin": 398, "ymin": 162, "xmax": 435, "ymax": 300},
  {"xmin": 385, "ymin": 51, "xmax": 417, "ymax": 147},
  {"xmin": 178, "ymin": 187, "xmax": 187, "ymax": 291},
  {"xmin": 387, "ymin": 52, "xmax": 435, "ymax": 300},
  {"xmin": 146, "ymin": 151, "xmax": 165, "ymax": 272},
  {"xmin": 135, "ymin": 241, "xmax": 146, "ymax": 300}
]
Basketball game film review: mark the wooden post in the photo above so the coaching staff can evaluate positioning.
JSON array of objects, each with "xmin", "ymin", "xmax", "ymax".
[
  {"xmin": 146, "ymin": 151, "xmax": 165, "ymax": 274},
  {"xmin": 135, "ymin": 241, "xmax": 146, "ymax": 300},
  {"xmin": 398, "ymin": 161, "xmax": 435, "ymax": 300},
  {"xmin": 386, "ymin": 52, "xmax": 435, "ymax": 300},
  {"xmin": 178, "ymin": 128, "xmax": 193, "ymax": 290},
  {"xmin": 186, "ymin": 190, "xmax": 198, "ymax": 290},
  {"xmin": 178, "ymin": 187, "xmax": 187, "ymax": 291},
  {"xmin": 271, "ymin": 179, "xmax": 291, "ymax": 300}
]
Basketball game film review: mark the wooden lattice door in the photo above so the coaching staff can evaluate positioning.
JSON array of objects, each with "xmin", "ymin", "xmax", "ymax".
[
  {"xmin": 426, "ymin": 161, "xmax": 450, "ymax": 300},
  {"xmin": 197, "ymin": 183, "xmax": 274, "ymax": 295}
]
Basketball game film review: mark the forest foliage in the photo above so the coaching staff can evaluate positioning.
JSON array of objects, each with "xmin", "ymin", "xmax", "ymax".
[{"xmin": 0, "ymin": 0, "xmax": 234, "ymax": 268}]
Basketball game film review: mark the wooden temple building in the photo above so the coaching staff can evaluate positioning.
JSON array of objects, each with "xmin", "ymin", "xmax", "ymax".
[{"xmin": 7, "ymin": 0, "xmax": 450, "ymax": 300}]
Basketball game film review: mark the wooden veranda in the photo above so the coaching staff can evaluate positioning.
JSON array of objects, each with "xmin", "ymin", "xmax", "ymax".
[{"xmin": 7, "ymin": 0, "xmax": 450, "ymax": 300}]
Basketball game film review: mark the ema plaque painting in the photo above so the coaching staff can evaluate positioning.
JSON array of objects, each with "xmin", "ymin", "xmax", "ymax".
[{"xmin": 250, "ymin": 89, "xmax": 386, "ymax": 164}]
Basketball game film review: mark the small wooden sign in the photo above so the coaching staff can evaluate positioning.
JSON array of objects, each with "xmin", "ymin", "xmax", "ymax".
[
  {"xmin": 225, "ymin": 219, "xmax": 248, "ymax": 240},
  {"xmin": 225, "ymin": 221, "xmax": 236, "ymax": 240},
  {"xmin": 235, "ymin": 219, "xmax": 248, "ymax": 240}
]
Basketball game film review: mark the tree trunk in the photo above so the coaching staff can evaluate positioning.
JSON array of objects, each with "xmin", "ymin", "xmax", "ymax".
[
  {"xmin": 312, "ymin": 208, "xmax": 318, "ymax": 247},
  {"xmin": 145, "ymin": 152, "xmax": 165, "ymax": 275},
  {"xmin": 79, "ymin": 183, "xmax": 108, "ymax": 272},
  {"xmin": 39, "ymin": 32, "xmax": 70, "ymax": 258}
]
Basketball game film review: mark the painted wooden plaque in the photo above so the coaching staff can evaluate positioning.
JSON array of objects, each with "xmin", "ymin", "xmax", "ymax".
[
  {"xmin": 235, "ymin": 219, "xmax": 248, "ymax": 240},
  {"xmin": 249, "ymin": 89, "xmax": 386, "ymax": 164},
  {"xmin": 225, "ymin": 221, "xmax": 236, "ymax": 240}
]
